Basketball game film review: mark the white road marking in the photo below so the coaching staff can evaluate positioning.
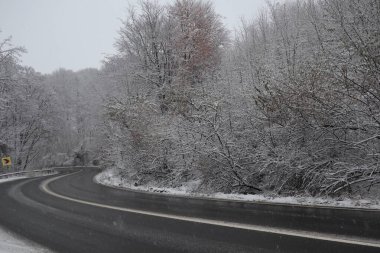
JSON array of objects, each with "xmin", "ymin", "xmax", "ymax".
[{"xmin": 40, "ymin": 173, "xmax": 380, "ymax": 248}]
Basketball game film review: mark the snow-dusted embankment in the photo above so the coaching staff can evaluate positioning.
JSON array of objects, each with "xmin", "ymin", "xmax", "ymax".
[
  {"xmin": 0, "ymin": 227, "xmax": 51, "ymax": 253},
  {"xmin": 0, "ymin": 177, "xmax": 27, "ymax": 184},
  {"xmin": 95, "ymin": 169, "xmax": 380, "ymax": 210}
]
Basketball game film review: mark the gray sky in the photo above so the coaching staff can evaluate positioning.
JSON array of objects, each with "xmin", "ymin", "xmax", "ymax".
[{"xmin": 0, "ymin": 0, "xmax": 268, "ymax": 74}]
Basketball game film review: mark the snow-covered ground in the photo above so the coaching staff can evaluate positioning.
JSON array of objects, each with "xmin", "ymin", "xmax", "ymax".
[
  {"xmin": 0, "ymin": 227, "xmax": 52, "ymax": 253},
  {"xmin": 0, "ymin": 176, "xmax": 53, "ymax": 253},
  {"xmin": 95, "ymin": 169, "xmax": 380, "ymax": 210},
  {"xmin": 0, "ymin": 177, "xmax": 27, "ymax": 184}
]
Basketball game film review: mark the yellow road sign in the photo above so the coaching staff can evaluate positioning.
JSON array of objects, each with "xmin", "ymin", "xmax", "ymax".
[{"xmin": 1, "ymin": 157, "xmax": 11, "ymax": 166}]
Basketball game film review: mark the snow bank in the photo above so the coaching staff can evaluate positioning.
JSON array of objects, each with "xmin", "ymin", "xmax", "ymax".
[
  {"xmin": 95, "ymin": 169, "xmax": 380, "ymax": 210},
  {"xmin": 0, "ymin": 169, "xmax": 59, "ymax": 184},
  {"xmin": 95, "ymin": 168, "xmax": 201, "ymax": 194},
  {"xmin": 0, "ymin": 177, "xmax": 27, "ymax": 184},
  {"xmin": 0, "ymin": 226, "xmax": 52, "ymax": 253}
]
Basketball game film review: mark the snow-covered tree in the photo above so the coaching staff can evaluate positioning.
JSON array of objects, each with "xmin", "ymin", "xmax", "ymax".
[{"xmin": 0, "ymin": 33, "xmax": 53, "ymax": 171}]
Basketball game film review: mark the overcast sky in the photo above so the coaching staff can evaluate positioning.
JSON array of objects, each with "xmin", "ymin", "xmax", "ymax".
[{"xmin": 0, "ymin": 0, "xmax": 269, "ymax": 74}]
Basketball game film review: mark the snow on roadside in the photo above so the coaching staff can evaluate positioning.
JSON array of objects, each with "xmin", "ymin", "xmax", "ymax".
[
  {"xmin": 0, "ymin": 226, "xmax": 52, "ymax": 253},
  {"xmin": 0, "ymin": 169, "xmax": 58, "ymax": 184},
  {"xmin": 0, "ymin": 177, "xmax": 27, "ymax": 184},
  {"xmin": 95, "ymin": 169, "xmax": 380, "ymax": 210}
]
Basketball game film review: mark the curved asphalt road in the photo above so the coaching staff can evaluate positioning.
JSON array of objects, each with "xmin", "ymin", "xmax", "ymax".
[{"xmin": 0, "ymin": 167, "xmax": 379, "ymax": 253}]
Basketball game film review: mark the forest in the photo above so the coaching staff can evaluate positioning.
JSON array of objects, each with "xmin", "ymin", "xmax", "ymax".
[{"xmin": 1, "ymin": 0, "xmax": 379, "ymax": 199}]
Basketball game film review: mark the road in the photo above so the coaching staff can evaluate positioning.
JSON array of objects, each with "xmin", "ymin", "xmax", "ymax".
[{"xmin": 0, "ymin": 167, "xmax": 379, "ymax": 253}]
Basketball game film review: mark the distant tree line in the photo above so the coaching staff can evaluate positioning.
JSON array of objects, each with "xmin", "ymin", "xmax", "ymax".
[
  {"xmin": 0, "ymin": 34, "xmax": 52, "ymax": 171},
  {"xmin": 0, "ymin": 33, "xmax": 105, "ymax": 171}
]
